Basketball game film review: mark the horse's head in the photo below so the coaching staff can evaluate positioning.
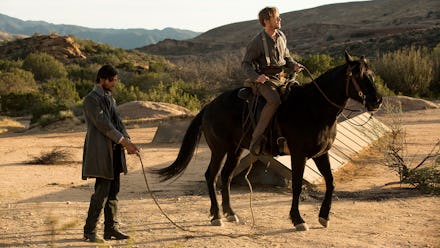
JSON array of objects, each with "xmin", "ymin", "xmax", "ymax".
[{"xmin": 344, "ymin": 51, "xmax": 382, "ymax": 111}]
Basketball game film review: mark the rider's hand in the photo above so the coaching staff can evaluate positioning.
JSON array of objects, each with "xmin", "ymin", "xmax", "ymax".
[
  {"xmin": 256, "ymin": 74, "xmax": 269, "ymax": 83},
  {"xmin": 293, "ymin": 63, "xmax": 304, "ymax": 72}
]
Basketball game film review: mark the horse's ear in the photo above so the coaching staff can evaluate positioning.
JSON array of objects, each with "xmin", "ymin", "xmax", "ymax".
[
  {"xmin": 344, "ymin": 50, "xmax": 353, "ymax": 63},
  {"xmin": 360, "ymin": 56, "xmax": 367, "ymax": 64}
]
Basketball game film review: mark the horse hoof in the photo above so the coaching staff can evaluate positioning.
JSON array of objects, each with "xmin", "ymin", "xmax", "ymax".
[
  {"xmin": 295, "ymin": 223, "xmax": 309, "ymax": 231},
  {"xmin": 319, "ymin": 217, "xmax": 330, "ymax": 228},
  {"xmin": 226, "ymin": 215, "xmax": 240, "ymax": 223},
  {"xmin": 211, "ymin": 219, "xmax": 224, "ymax": 226}
]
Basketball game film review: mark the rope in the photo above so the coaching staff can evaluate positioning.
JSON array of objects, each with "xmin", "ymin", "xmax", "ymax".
[
  {"xmin": 137, "ymin": 152, "xmax": 260, "ymax": 238},
  {"xmin": 245, "ymin": 155, "xmax": 256, "ymax": 228},
  {"xmin": 137, "ymin": 153, "xmax": 189, "ymax": 232}
]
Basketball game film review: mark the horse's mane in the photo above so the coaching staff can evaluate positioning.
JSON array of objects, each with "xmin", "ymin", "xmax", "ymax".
[{"xmin": 311, "ymin": 63, "xmax": 347, "ymax": 84}]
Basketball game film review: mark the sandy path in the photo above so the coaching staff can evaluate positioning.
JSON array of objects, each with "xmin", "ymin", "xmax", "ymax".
[{"xmin": 0, "ymin": 109, "xmax": 439, "ymax": 247}]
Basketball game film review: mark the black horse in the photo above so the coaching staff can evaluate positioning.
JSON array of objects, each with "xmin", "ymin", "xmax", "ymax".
[{"xmin": 152, "ymin": 51, "xmax": 382, "ymax": 231}]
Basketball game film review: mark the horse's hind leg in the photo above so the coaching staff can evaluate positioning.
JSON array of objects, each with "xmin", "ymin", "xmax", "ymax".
[
  {"xmin": 205, "ymin": 150, "xmax": 226, "ymax": 226},
  {"xmin": 313, "ymin": 153, "xmax": 334, "ymax": 228},
  {"xmin": 220, "ymin": 148, "xmax": 243, "ymax": 223}
]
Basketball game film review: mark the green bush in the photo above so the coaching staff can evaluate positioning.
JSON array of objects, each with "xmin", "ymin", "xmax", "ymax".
[
  {"xmin": 0, "ymin": 92, "xmax": 39, "ymax": 116},
  {"xmin": 127, "ymin": 71, "xmax": 173, "ymax": 92},
  {"xmin": 301, "ymin": 54, "xmax": 334, "ymax": 76},
  {"xmin": 0, "ymin": 59, "xmax": 23, "ymax": 71},
  {"xmin": 37, "ymin": 110, "xmax": 75, "ymax": 127},
  {"xmin": 40, "ymin": 78, "xmax": 80, "ymax": 107},
  {"xmin": 66, "ymin": 64, "xmax": 96, "ymax": 82},
  {"xmin": 73, "ymin": 80, "xmax": 95, "ymax": 99},
  {"xmin": 0, "ymin": 68, "xmax": 37, "ymax": 95},
  {"xmin": 375, "ymin": 46, "xmax": 433, "ymax": 96},
  {"xmin": 22, "ymin": 53, "xmax": 68, "ymax": 82},
  {"xmin": 29, "ymin": 78, "xmax": 80, "ymax": 124},
  {"xmin": 30, "ymin": 95, "xmax": 69, "ymax": 124},
  {"xmin": 429, "ymin": 43, "xmax": 440, "ymax": 96},
  {"xmin": 146, "ymin": 81, "xmax": 201, "ymax": 111},
  {"xmin": 113, "ymin": 83, "xmax": 149, "ymax": 104}
]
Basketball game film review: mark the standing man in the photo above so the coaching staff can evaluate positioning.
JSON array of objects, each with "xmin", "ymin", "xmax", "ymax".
[
  {"xmin": 242, "ymin": 6, "xmax": 303, "ymax": 155},
  {"xmin": 82, "ymin": 65, "xmax": 139, "ymax": 243}
]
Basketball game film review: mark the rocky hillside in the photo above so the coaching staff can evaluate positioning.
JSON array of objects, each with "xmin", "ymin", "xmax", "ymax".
[
  {"xmin": 140, "ymin": 0, "xmax": 440, "ymax": 58},
  {"xmin": 0, "ymin": 33, "xmax": 86, "ymax": 63}
]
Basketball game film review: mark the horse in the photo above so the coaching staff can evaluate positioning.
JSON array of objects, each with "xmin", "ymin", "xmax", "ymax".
[{"xmin": 151, "ymin": 51, "xmax": 382, "ymax": 231}]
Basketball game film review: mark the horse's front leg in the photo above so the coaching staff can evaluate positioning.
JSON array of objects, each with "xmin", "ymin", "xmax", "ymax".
[
  {"xmin": 220, "ymin": 151, "xmax": 242, "ymax": 223},
  {"xmin": 313, "ymin": 153, "xmax": 334, "ymax": 228},
  {"xmin": 290, "ymin": 155, "xmax": 309, "ymax": 231}
]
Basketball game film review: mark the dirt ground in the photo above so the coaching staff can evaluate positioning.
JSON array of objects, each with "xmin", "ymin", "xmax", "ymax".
[{"xmin": 0, "ymin": 106, "xmax": 439, "ymax": 247}]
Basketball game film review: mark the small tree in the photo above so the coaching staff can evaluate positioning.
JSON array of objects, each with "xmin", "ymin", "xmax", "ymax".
[
  {"xmin": 40, "ymin": 78, "xmax": 80, "ymax": 107},
  {"xmin": 0, "ymin": 68, "xmax": 37, "ymax": 95},
  {"xmin": 22, "ymin": 52, "xmax": 68, "ymax": 82}
]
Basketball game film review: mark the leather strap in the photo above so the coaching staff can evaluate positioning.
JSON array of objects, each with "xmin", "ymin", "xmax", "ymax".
[{"xmin": 261, "ymin": 30, "xmax": 271, "ymax": 66}]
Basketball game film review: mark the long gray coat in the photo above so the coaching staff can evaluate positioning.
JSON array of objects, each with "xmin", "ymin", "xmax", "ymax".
[{"xmin": 82, "ymin": 86, "xmax": 129, "ymax": 180}]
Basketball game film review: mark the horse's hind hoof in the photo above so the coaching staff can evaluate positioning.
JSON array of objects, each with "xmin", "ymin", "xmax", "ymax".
[
  {"xmin": 226, "ymin": 215, "xmax": 240, "ymax": 223},
  {"xmin": 319, "ymin": 217, "xmax": 330, "ymax": 228},
  {"xmin": 211, "ymin": 219, "xmax": 224, "ymax": 226},
  {"xmin": 295, "ymin": 223, "xmax": 309, "ymax": 231}
]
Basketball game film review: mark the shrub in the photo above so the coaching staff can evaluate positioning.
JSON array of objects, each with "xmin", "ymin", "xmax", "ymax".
[
  {"xmin": 0, "ymin": 68, "xmax": 37, "ymax": 95},
  {"xmin": 146, "ymin": 81, "xmax": 202, "ymax": 111},
  {"xmin": 113, "ymin": 83, "xmax": 149, "ymax": 104},
  {"xmin": 30, "ymin": 79, "xmax": 80, "ymax": 124},
  {"xmin": 375, "ymin": 46, "xmax": 433, "ymax": 96},
  {"xmin": 379, "ymin": 102, "xmax": 440, "ymax": 194},
  {"xmin": 0, "ymin": 59, "xmax": 23, "ymax": 71},
  {"xmin": 73, "ymin": 80, "xmax": 95, "ymax": 99},
  {"xmin": 40, "ymin": 78, "xmax": 80, "ymax": 107},
  {"xmin": 429, "ymin": 43, "xmax": 440, "ymax": 96},
  {"xmin": 66, "ymin": 64, "xmax": 96, "ymax": 82},
  {"xmin": 22, "ymin": 53, "xmax": 68, "ymax": 82},
  {"xmin": 301, "ymin": 54, "xmax": 335, "ymax": 76},
  {"xmin": 0, "ymin": 92, "xmax": 39, "ymax": 116}
]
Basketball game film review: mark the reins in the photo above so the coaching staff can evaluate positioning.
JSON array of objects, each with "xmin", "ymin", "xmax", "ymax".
[{"xmin": 302, "ymin": 66, "xmax": 362, "ymax": 113}]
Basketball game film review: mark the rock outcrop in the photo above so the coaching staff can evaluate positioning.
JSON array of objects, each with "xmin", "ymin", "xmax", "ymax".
[{"xmin": 0, "ymin": 33, "xmax": 86, "ymax": 62}]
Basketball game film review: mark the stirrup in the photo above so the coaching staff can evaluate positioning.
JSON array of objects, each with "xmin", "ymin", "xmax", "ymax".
[
  {"xmin": 277, "ymin": 137, "xmax": 288, "ymax": 154},
  {"xmin": 238, "ymin": 88, "xmax": 253, "ymax": 101}
]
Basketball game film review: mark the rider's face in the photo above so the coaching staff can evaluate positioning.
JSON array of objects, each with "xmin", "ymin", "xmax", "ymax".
[{"xmin": 266, "ymin": 11, "xmax": 281, "ymax": 30}]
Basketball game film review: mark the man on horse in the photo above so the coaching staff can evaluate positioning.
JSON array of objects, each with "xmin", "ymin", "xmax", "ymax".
[{"xmin": 242, "ymin": 6, "xmax": 304, "ymax": 156}]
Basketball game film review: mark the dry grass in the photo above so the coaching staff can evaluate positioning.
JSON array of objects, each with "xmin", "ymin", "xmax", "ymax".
[
  {"xmin": 27, "ymin": 148, "xmax": 72, "ymax": 165},
  {"xmin": 0, "ymin": 116, "xmax": 26, "ymax": 134}
]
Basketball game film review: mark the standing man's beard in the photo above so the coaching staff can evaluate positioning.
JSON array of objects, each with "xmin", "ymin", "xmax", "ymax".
[{"xmin": 103, "ymin": 85, "xmax": 112, "ymax": 92}]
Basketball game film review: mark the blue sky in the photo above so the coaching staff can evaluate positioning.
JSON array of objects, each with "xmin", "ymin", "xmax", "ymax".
[{"xmin": 0, "ymin": 0, "xmax": 368, "ymax": 32}]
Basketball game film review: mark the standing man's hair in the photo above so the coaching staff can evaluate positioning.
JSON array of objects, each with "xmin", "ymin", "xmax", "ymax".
[
  {"xmin": 258, "ymin": 7, "xmax": 278, "ymax": 27},
  {"xmin": 96, "ymin": 65, "xmax": 118, "ymax": 83}
]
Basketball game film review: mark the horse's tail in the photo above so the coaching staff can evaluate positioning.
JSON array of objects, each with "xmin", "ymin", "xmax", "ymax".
[{"xmin": 151, "ymin": 108, "xmax": 205, "ymax": 182}]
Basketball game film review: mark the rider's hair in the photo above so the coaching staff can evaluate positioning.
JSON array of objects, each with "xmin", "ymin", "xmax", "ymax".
[{"xmin": 258, "ymin": 7, "xmax": 278, "ymax": 27}]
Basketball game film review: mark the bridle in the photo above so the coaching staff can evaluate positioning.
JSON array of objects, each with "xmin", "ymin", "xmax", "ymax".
[
  {"xmin": 345, "ymin": 64, "xmax": 367, "ymax": 106},
  {"xmin": 303, "ymin": 64, "xmax": 366, "ymax": 112}
]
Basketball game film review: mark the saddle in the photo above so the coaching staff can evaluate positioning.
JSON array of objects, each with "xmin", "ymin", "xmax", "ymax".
[{"xmin": 237, "ymin": 79, "xmax": 300, "ymax": 156}]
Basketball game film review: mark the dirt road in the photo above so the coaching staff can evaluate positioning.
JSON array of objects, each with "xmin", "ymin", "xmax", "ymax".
[{"xmin": 0, "ymin": 108, "xmax": 439, "ymax": 247}]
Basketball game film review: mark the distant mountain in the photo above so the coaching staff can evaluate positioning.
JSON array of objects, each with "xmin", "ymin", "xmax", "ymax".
[
  {"xmin": 139, "ymin": 0, "xmax": 440, "ymax": 58},
  {"xmin": 0, "ymin": 13, "xmax": 201, "ymax": 49}
]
